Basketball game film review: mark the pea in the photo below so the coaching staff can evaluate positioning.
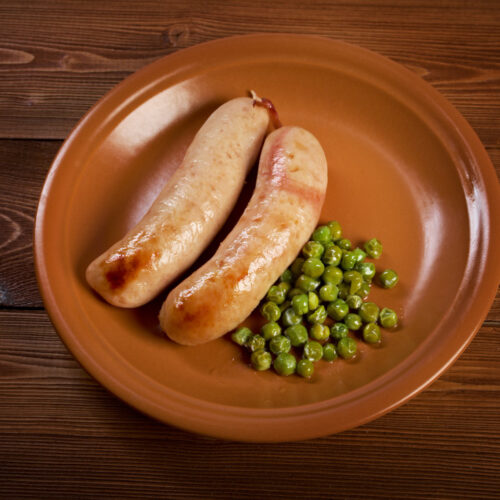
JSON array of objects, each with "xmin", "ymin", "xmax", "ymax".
[
  {"xmin": 307, "ymin": 305, "xmax": 327, "ymax": 324},
  {"xmin": 356, "ymin": 282, "xmax": 371, "ymax": 299},
  {"xmin": 291, "ymin": 257, "xmax": 305, "ymax": 276},
  {"xmin": 346, "ymin": 294, "xmax": 363, "ymax": 310},
  {"xmin": 251, "ymin": 350, "xmax": 272, "ymax": 371},
  {"xmin": 343, "ymin": 270, "xmax": 363, "ymax": 294},
  {"xmin": 280, "ymin": 269, "xmax": 293, "ymax": 283},
  {"xmin": 338, "ymin": 282, "xmax": 350, "ymax": 299},
  {"xmin": 319, "ymin": 283, "xmax": 339, "ymax": 302},
  {"xmin": 302, "ymin": 257, "xmax": 325, "ymax": 278},
  {"xmin": 287, "ymin": 287, "xmax": 303, "ymax": 298},
  {"xmin": 323, "ymin": 265, "xmax": 343, "ymax": 285},
  {"xmin": 310, "ymin": 323, "xmax": 330, "ymax": 341},
  {"xmin": 261, "ymin": 321, "xmax": 282, "ymax": 340},
  {"xmin": 327, "ymin": 220, "xmax": 342, "ymax": 240},
  {"xmin": 344, "ymin": 313, "xmax": 362, "ymax": 331},
  {"xmin": 279, "ymin": 300, "xmax": 291, "ymax": 312},
  {"xmin": 364, "ymin": 238, "xmax": 383, "ymax": 259},
  {"xmin": 337, "ymin": 337, "xmax": 358, "ymax": 359},
  {"xmin": 273, "ymin": 352, "xmax": 297, "ymax": 376},
  {"xmin": 285, "ymin": 324, "xmax": 308, "ymax": 347},
  {"xmin": 308, "ymin": 291, "xmax": 319, "ymax": 311},
  {"xmin": 359, "ymin": 302, "xmax": 380, "ymax": 323},
  {"xmin": 352, "ymin": 247, "xmax": 367, "ymax": 263},
  {"xmin": 260, "ymin": 301, "xmax": 281, "ymax": 322},
  {"xmin": 337, "ymin": 238, "xmax": 352, "ymax": 251},
  {"xmin": 327, "ymin": 299, "xmax": 349, "ymax": 321},
  {"xmin": 277, "ymin": 281, "xmax": 292, "ymax": 295},
  {"xmin": 379, "ymin": 269, "xmax": 399, "ymax": 288},
  {"xmin": 340, "ymin": 251, "xmax": 357, "ymax": 271},
  {"xmin": 355, "ymin": 261, "xmax": 376, "ymax": 282},
  {"xmin": 246, "ymin": 334, "xmax": 266, "ymax": 352},
  {"xmin": 379, "ymin": 307, "xmax": 398, "ymax": 328},
  {"xmin": 323, "ymin": 343, "xmax": 338, "ymax": 361},
  {"xmin": 312, "ymin": 225, "xmax": 332, "ymax": 245},
  {"xmin": 296, "ymin": 359, "xmax": 314, "ymax": 378},
  {"xmin": 266, "ymin": 285, "xmax": 286, "ymax": 304},
  {"xmin": 362, "ymin": 323, "xmax": 381, "ymax": 344},
  {"xmin": 231, "ymin": 326, "xmax": 253, "ymax": 346},
  {"xmin": 322, "ymin": 244, "xmax": 342, "ymax": 266},
  {"xmin": 269, "ymin": 335, "xmax": 292, "ymax": 355},
  {"xmin": 281, "ymin": 307, "xmax": 303, "ymax": 327},
  {"xmin": 291, "ymin": 294, "xmax": 309, "ymax": 315},
  {"xmin": 296, "ymin": 274, "xmax": 320, "ymax": 292},
  {"xmin": 303, "ymin": 341, "xmax": 323, "ymax": 362},
  {"xmin": 302, "ymin": 241, "xmax": 324, "ymax": 259},
  {"xmin": 330, "ymin": 322, "xmax": 349, "ymax": 340}
]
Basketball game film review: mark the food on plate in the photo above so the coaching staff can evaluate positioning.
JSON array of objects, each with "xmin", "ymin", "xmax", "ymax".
[
  {"xmin": 160, "ymin": 126, "xmax": 328, "ymax": 345},
  {"xmin": 86, "ymin": 96, "xmax": 270, "ymax": 307}
]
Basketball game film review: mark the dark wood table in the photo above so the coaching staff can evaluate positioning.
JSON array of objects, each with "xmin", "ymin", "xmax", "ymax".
[{"xmin": 1, "ymin": 1, "xmax": 499, "ymax": 498}]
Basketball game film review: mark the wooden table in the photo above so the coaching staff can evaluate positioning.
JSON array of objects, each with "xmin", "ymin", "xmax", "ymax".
[{"xmin": 1, "ymin": 1, "xmax": 499, "ymax": 498}]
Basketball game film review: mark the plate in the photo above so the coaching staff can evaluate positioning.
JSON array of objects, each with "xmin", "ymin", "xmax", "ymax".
[{"xmin": 34, "ymin": 35, "xmax": 500, "ymax": 442}]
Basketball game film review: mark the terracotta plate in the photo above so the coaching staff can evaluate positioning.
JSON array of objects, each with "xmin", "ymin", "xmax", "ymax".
[{"xmin": 34, "ymin": 35, "xmax": 500, "ymax": 442}]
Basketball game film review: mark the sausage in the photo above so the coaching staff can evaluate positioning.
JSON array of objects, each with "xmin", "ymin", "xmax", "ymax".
[
  {"xmin": 86, "ymin": 97, "xmax": 270, "ymax": 307},
  {"xmin": 160, "ymin": 126, "xmax": 328, "ymax": 345}
]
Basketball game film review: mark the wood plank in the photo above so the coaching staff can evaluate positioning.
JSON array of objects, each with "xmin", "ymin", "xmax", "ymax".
[
  {"xmin": 0, "ymin": 0, "xmax": 499, "ymax": 139},
  {"xmin": 0, "ymin": 310, "xmax": 499, "ymax": 498}
]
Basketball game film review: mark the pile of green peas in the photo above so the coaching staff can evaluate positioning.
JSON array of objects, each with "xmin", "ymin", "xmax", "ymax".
[{"xmin": 231, "ymin": 220, "xmax": 399, "ymax": 378}]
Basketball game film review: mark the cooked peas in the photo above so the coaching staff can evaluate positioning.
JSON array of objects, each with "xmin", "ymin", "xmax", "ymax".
[
  {"xmin": 261, "ymin": 321, "xmax": 281, "ymax": 340},
  {"xmin": 280, "ymin": 269, "xmax": 293, "ymax": 283},
  {"xmin": 285, "ymin": 324, "xmax": 308, "ymax": 347},
  {"xmin": 288, "ymin": 287, "xmax": 303, "ymax": 299},
  {"xmin": 246, "ymin": 334, "xmax": 266, "ymax": 352},
  {"xmin": 319, "ymin": 283, "xmax": 339, "ymax": 302},
  {"xmin": 302, "ymin": 257, "xmax": 325, "ymax": 278},
  {"xmin": 359, "ymin": 302, "xmax": 379, "ymax": 323},
  {"xmin": 338, "ymin": 282, "xmax": 350, "ymax": 299},
  {"xmin": 269, "ymin": 335, "xmax": 292, "ymax": 355},
  {"xmin": 356, "ymin": 282, "xmax": 371, "ymax": 299},
  {"xmin": 343, "ymin": 270, "xmax": 363, "ymax": 294},
  {"xmin": 296, "ymin": 359, "xmax": 314, "ymax": 378},
  {"xmin": 337, "ymin": 337, "xmax": 357, "ymax": 359},
  {"xmin": 362, "ymin": 323, "xmax": 381, "ymax": 344},
  {"xmin": 310, "ymin": 323, "xmax": 330, "ymax": 341},
  {"xmin": 340, "ymin": 251, "xmax": 357, "ymax": 271},
  {"xmin": 266, "ymin": 285, "xmax": 286, "ymax": 304},
  {"xmin": 291, "ymin": 294, "xmax": 309, "ymax": 315},
  {"xmin": 327, "ymin": 299, "xmax": 349, "ymax": 321},
  {"xmin": 279, "ymin": 300, "xmax": 291, "ymax": 312},
  {"xmin": 323, "ymin": 343, "xmax": 337, "ymax": 361},
  {"xmin": 337, "ymin": 238, "xmax": 352, "ymax": 251},
  {"xmin": 307, "ymin": 305, "xmax": 327, "ymax": 324},
  {"xmin": 260, "ymin": 301, "xmax": 281, "ymax": 322},
  {"xmin": 327, "ymin": 220, "xmax": 342, "ymax": 240},
  {"xmin": 355, "ymin": 261, "xmax": 376, "ymax": 282},
  {"xmin": 308, "ymin": 291, "xmax": 319, "ymax": 311},
  {"xmin": 364, "ymin": 238, "xmax": 383, "ymax": 259},
  {"xmin": 303, "ymin": 341, "xmax": 323, "ymax": 362},
  {"xmin": 344, "ymin": 313, "xmax": 362, "ymax": 331},
  {"xmin": 322, "ymin": 244, "xmax": 342, "ymax": 266},
  {"xmin": 379, "ymin": 307, "xmax": 398, "ymax": 328},
  {"xmin": 346, "ymin": 294, "xmax": 363, "ymax": 310},
  {"xmin": 296, "ymin": 274, "xmax": 320, "ymax": 292},
  {"xmin": 330, "ymin": 322, "xmax": 349, "ymax": 340},
  {"xmin": 291, "ymin": 257, "xmax": 305, "ymax": 276},
  {"xmin": 312, "ymin": 225, "xmax": 332, "ymax": 245},
  {"xmin": 322, "ymin": 265, "xmax": 343, "ymax": 285},
  {"xmin": 352, "ymin": 248, "xmax": 367, "ymax": 263},
  {"xmin": 231, "ymin": 326, "xmax": 253, "ymax": 346},
  {"xmin": 379, "ymin": 269, "xmax": 399, "ymax": 289},
  {"xmin": 251, "ymin": 350, "xmax": 272, "ymax": 371},
  {"xmin": 302, "ymin": 241, "xmax": 324, "ymax": 259},
  {"xmin": 277, "ymin": 281, "xmax": 291, "ymax": 295},
  {"xmin": 273, "ymin": 352, "xmax": 297, "ymax": 376},
  {"xmin": 282, "ymin": 307, "xmax": 303, "ymax": 327}
]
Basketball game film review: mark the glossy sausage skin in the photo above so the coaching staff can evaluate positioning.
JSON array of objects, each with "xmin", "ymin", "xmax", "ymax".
[
  {"xmin": 160, "ymin": 126, "xmax": 328, "ymax": 345},
  {"xmin": 86, "ymin": 97, "xmax": 270, "ymax": 307}
]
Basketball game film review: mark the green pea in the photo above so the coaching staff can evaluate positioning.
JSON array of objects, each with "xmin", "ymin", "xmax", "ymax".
[
  {"xmin": 280, "ymin": 269, "xmax": 293, "ymax": 283},
  {"xmin": 319, "ymin": 283, "xmax": 339, "ymax": 302},
  {"xmin": 291, "ymin": 293, "xmax": 309, "ymax": 315},
  {"xmin": 343, "ymin": 270, "xmax": 363, "ymax": 294},
  {"xmin": 251, "ymin": 350, "xmax": 272, "ymax": 371},
  {"xmin": 356, "ymin": 282, "xmax": 371, "ymax": 299},
  {"xmin": 277, "ymin": 281, "xmax": 291, "ymax": 295},
  {"xmin": 302, "ymin": 241, "xmax": 324, "ymax": 259},
  {"xmin": 352, "ymin": 247, "xmax": 367, "ymax": 263},
  {"xmin": 379, "ymin": 269, "xmax": 399, "ymax": 288},
  {"xmin": 359, "ymin": 302, "xmax": 380, "ymax": 323},
  {"xmin": 337, "ymin": 238, "xmax": 352, "ymax": 251},
  {"xmin": 260, "ymin": 301, "xmax": 281, "ymax": 322},
  {"xmin": 308, "ymin": 291, "xmax": 319, "ymax": 311},
  {"xmin": 307, "ymin": 305, "xmax": 327, "ymax": 324},
  {"xmin": 323, "ymin": 343, "xmax": 338, "ymax": 362},
  {"xmin": 269, "ymin": 335, "xmax": 292, "ymax": 355},
  {"xmin": 355, "ymin": 261, "xmax": 376, "ymax": 282},
  {"xmin": 310, "ymin": 323, "xmax": 330, "ymax": 341},
  {"xmin": 337, "ymin": 337, "xmax": 358, "ymax": 359},
  {"xmin": 312, "ymin": 225, "xmax": 332, "ymax": 245},
  {"xmin": 303, "ymin": 341, "xmax": 323, "ymax": 362},
  {"xmin": 279, "ymin": 300, "xmax": 291, "ymax": 312},
  {"xmin": 346, "ymin": 294, "xmax": 363, "ymax": 310},
  {"xmin": 266, "ymin": 285, "xmax": 286, "ymax": 304},
  {"xmin": 340, "ymin": 251, "xmax": 357, "ymax": 271},
  {"xmin": 287, "ymin": 287, "xmax": 303, "ymax": 299},
  {"xmin": 379, "ymin": 307, "xmax": 398, "ymax": 328},
  {"xmin": 344, "ymin": 313, "xmax": 362, "ymax": 331},
  {"xmin": 261, "ymin": 321, "xmax": 282, "ymax": 340},
  {"xmin": 291, "ymin": 257, "xmax": 305, "ymax": 276},
  {"xmin": 338, "ymin": 282, "xmax": 350, "ymax": 299},
  {"xmin": 330, "ymin": 322, "xmax": 349, "ymax": 340},
  {"xmin": 327, "ymin": 220, "xmax": 342, "ymax": 240},
  {"xmin": 273, "ymin": 352, "xmax": 297, "ymax": 376},
  {"xmin": 246, "ymin": 334, "xmax": 266, "ymax": 352},
  {"xmin": 327, "ymin": 299, "xmax": 349, "ymax": 321},
  {"xmin": 296, "ymin": 274, "xmax": 320, "ymax": 292},
  {"xmin": 322, "ymin": 244, "xmax": 342, "ymax": 266},
  {"xmin": 296, "ymin": 359, "xmax": 314, "ymax": 378},
  {"xmin": 231, "ymin": 326, "xmax": 253, "ymax": 346},
  {"xmin": 301, "ymin": 257, "xmax": 325, "ymax": 278},
  {"xmin": 364, "ymin": 238, "xmax": 383, "ymax": 259},
  {"xmin": 285, "ymin": 324, "xmax": 308, "ymax": 347},
  {"xmin": 362, "ymin": 323, "xmax": 381, "ymax": 344},
  {"xmin": 281, "ymin": 307, "xmax": 303, "ymax": 327},
  {"xmin": 322, "ymin": 265, "xmax": 343, "ymax": 285}
]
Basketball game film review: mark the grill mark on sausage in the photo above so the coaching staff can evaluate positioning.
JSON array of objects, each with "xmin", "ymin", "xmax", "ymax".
[{"xmin": 103, "ymin": 250, "xmax": 150, "ymax": 290}]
